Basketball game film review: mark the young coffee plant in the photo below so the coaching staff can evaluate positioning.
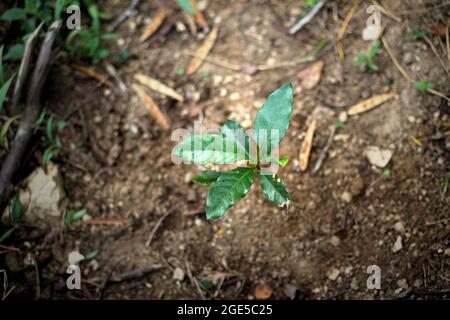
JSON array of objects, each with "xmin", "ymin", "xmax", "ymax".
[
  {"xmin": 355, "ymin": 41, "xmax": 381, "ymax": 71},
  {"xmin": 175, "ymin": 83, "xmax": 293, "ymax": 220}
]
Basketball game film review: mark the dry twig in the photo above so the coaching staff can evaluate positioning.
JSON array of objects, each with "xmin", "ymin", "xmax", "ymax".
[
  {"xmin": 0, "ymin": 21, "xmax": 61, "ymax": 217},
  {"xmin": 289, "ymin": 0, "xmax": 326, "ymax": 35}
]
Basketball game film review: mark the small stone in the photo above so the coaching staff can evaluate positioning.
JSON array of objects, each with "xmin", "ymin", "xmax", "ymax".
[
  {"xmin": 365, "ymin": 146, "xmax": 393, "ymax": 168},
  {"xmin": 194, "ymin": 218, "xmax": 202, "ymax": 227},
  {"xmin": 173, "ymin": 267, "xmax": 185, "ymax": 281},
  {"xmin": 341, "ymin": 191, "xmax": 352, "ymax": 203},
  {"xmin": 229, "ymin": 92, "xmax": 240, "ymax": 101},
  {"xmin": 338, "ymin": 111, "xmax": 348, "ymax": 123},
  {"xmin": 394, "ymin": 222, "xmax": 405, "ymax": 234},
  {"xmin": 392, "ymin": 236, "xmax": 403, "ymax": 253},
  {"xmin": 397, "ymin": 278, "xmax": 408, "ymax": 289},
  {"xmin": 444, "ymin": 248, "xmax": 450, "ymax": 257},
  {"xmin": 19, "ymin": 162, "xmax": 67, "ymax": 229},
  {"xmin": 327, "ymin": 267, "xmax": 340, "ymax": 281},
  {"xmin": 254, "ymin": 283, "xmax": 273, "ymax": 300},
  {"xmin": 330, "ymin": 236, "xmax": 341, "ymax": 247},
  {"xmin": 187, "ymin": 189, "xmax": 197, "ymax": 202},
  {"xmin": 413, "ymin": 279, "xmax": 423, "ymax": 288},
  {"xmin": 283, "ymin": 284, "xmax": 298, "ymax": 300}
]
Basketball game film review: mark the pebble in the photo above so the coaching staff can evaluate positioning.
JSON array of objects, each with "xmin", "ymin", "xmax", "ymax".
[
  {"xmin": 327, "ymin": 267, "xmax": 340, "ymax": 281},
  {"xmin": 444, "ymin": 248, "xmax": 450, "ymax": 257},
  {"xmin": 173, "ymin": 267, "xmax": 185, "ymax": 281},
  {"xmin": 338, "ymin": 111, "xmax": 348, "ymax": 123},
  {"xmin": 330, "ymin": 236, "xmax": 341, "ymax": 247},
  {"xmin": 397, "ymin": 278, "xmax": 408, "ymax": 289},
  {"xmin": 365, "ymin": 146, "xmax": 393, "ymax": 168},
  {"xmin": 230, "ymin": 92, "xmax": 240, "ymax": 101},
  {"xmin": 394, "ymin": 222, "xmax": 405, "ymax": 234},
  {"xmin": 392, "ymin": 236, "xmax": 403, "ymax": 253},
  {"xmin": 341, "ymin": 191, "xmax": 353, "ymax": 203}
]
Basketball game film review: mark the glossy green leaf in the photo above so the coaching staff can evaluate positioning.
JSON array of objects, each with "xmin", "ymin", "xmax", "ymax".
[
  {"xmin": 192, "ymin": 170, "xmax": 221, "ymax": 185},
  {"xmin": 259, "ymin": 173, "xmax": 290, "ymax": 206},
  {"xmin": 1, "ymin": 8, "xmax": 26, "ymax": 21},
  {"xmin": 176, "ymin": 0, "xmax": 195, "ymax": 15},
  {"xmin": 279, "ymin": 156, "xmax": 289, "ymax": 168},
  {"xmin": 254, "ymin": 83, "xmax": 293, "ymax": 155},
  {"xmin": 55, "ymin": 0, "xmax": 65, "ymax": 20},
  {"xmin": 220, "ymin": 120, "xmax": 251, "ymax": 160},
  {"xmin": 175, "ymin": 135, "xmax": 247, "ymax": 165},
  {"xmin": 10, "ymin": 195, "xmax": 22, "ymax": 224},
  {"xmin": 0, "ymin": 227, "xmax": 16, "ymax": 243},
  {"xmin": 0, "ymin": 115, "xmax": 21, "ymax": 146},
  {"xmin": 206, "ymin": 167, "xmax": 254, "ymax": 219},
  {"xmin": 4, "ymin": 44, "xmax": 25, "ymax": 61},
  {"xmin": 0, "ymin": 75, "xmax": 15, "ymax": 113}
]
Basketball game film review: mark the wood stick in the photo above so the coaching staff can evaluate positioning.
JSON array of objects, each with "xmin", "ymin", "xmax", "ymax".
[
  {"xmin": 0, "ymin": 21, "xmax": 61, "ymax": 218},
  {"xmin": 8, "ymin": 23, "xmax": 43, "ymax": 115}
]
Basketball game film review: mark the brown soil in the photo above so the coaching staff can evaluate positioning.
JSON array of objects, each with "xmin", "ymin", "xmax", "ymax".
[{"xmin": 2, "ymin": 0, "xmax": 450, "ymax": 300}]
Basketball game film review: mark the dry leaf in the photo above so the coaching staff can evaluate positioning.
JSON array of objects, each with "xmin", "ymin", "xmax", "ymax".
[
  {"xmin": 135, "ymin": 73, "xmax": 184, "ymax": 102},
  {"xmin": 255, "ymin": 283, "xmax": 273, "ymax": 300},
  {"xmin": 139, "ymin": 9, "xmax": 169, "ymax": 43},
  {"xmin": 186, "ymin": 25, "xmax": 219, "ymax": 75},
  {"xmin": 183, "ymin": 12, "xmax": 197, "ymax": 35},
  {"xmin": 347, "ymin": 93, "xmax": 396, "ymax": 116},
  {"xmin": 296, "ymin": 60, "xmax": 324, "ymax": 91},
  {"xmin": 191, "ymin": 0, "xmax": 208, "ymax": 29},
  {"xmin": 299, "ymin": 118, "xmax": 316, "ymax": 171},
  {"xmin": 70, "ymin": 64, "xmax": 112, "ymax": 87},
  {"xmin": 132, "ymin": 84, "xmax": 170, "ymax": 130}
]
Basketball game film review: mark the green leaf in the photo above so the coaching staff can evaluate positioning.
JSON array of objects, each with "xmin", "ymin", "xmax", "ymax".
[
  {"xmin": 84, "ymin": 249, "xmax": 98, "ymax": 260},
  {"xmin": 254, "ymin": 83, "xmax": 293, "ymax": 155},
  {"xmin": 206, "ymin": 167, "xmax": 254, "ymax": 219},
  {"xmin": 0, "ymin": 115, "xmax": 21, "ymax": 146},
  {"xmin": 259, "ymin": 173, "xmax": 290, "ymax": 207},
  {"xmin": 10, "ymin": 195, "xmax": 22, "ymax": 224},
  {"xmin": 65, "ymin": 209, "xmax": 87, "ymax": 226},
  {"xmin": 46, "ymin": 114, "xmax": 55, "ymax": 144},
  {"xmin": 0, "ymin": 46, "xmax": 4, "ymax": 84},
  {"xmin": 43, "ymin": 145, "xmax": 60, "ymax": 165},
  {"xmin": 220, "ymin": 120, "xmax": 251, "ymax": 160},
  {"xmin": 0, "ymin": 8, "xmax": 26, "ymax": 21},
  {"xmin": 192, "ymin": 170, "xmax": 221, "ymax": 185},
  {"xmin": 55, "ymin": 0, "xmax": 66, "ymax": 20},
  {"xmin": 368, "ymin": 41, "xmax": 381, "ymax": 59},
  {"xmin": 0, "ymin": 75, "xmax": 15, "ymax": 113},
  {"xmin": 414, "ymin": 80, "xmax": 433, "ymax": 93},
  {"xmin": 200, "ymin": 279, "xmax": 214, "ymax": 290},
  {"xmin": 0, "ymin": 227, "xmax": 16, "ymax": 243},
  {"xmin": 176, "ymin": 0, "xmax": 195, "ymax": 15},
  {"xmin": 279, "ymin": 156, "xmax": 289, "ymax": 168},
  {"xmin": 175, "ymin": 135, "xmax": 247, "ymax": 165},
  {"xmin": 4, "ymin": 44, "xmax": 25, "ymax": 61}
]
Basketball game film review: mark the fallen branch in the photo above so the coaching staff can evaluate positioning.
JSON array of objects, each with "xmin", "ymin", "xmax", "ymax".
[
  {"xmin": 289, "ymin": 0, "xmax": 326, "ymax": 35},
  {"xmin": 108, "ymin": 0, "xmax": 141, "ymax": 31},
  {"xmin": 8, "ymin": 23, "xmax": 43, "ymax": 115},
  {"xmin": 312, "ymin": 124, "xmax": 336, "ymax": 173},
  {"xmin": 145, "ymin": 205, "xmax": 178, "ymax": 247},
  {"xmin": 89, "ymin": 265, "xmax": 164, "ymax": 284},
  {"xmin": 0, "ymin": 21, "xmax": 61, "ymax": 218}
]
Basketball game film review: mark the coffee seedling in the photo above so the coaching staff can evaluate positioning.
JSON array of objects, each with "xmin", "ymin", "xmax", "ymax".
[
  {"xmin": 175, "ymin": 83, "xmax": 293, "ymax": 220},
  {"xmin": 355, "ymin": 41, "xmax": 381, "ymax": 71}
]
